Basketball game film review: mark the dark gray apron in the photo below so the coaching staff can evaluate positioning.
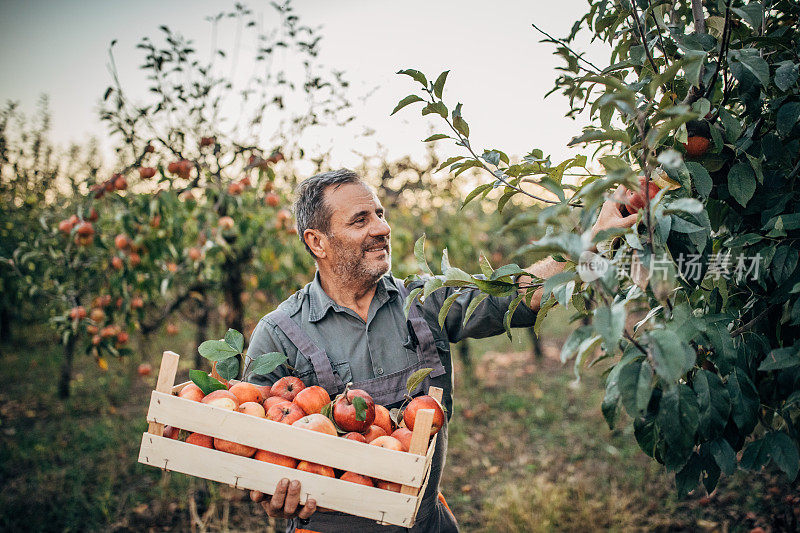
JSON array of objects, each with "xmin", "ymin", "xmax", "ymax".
[{"xmin": 268, "ymin": 280, "xmax": 458, "ymax": 533}]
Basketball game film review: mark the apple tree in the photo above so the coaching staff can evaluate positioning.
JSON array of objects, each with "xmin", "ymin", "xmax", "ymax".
[{"xmin": 394, "ymin": 0, "xmax": 800, "ymax": 495}]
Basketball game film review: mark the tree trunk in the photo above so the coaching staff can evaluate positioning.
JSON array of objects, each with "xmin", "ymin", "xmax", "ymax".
[
  {"xmin": 457, "ymin": 339, "xmax": 474, "ymax": 384},
  {"xmin": 528, "ymin": 327, "xmax": 544, "ymax": 360},
  {"xmin": 223, "ymin": 257, "xmax": 244, "ymax": 334},
  {"xmin": 0, "ymin": 305, "xmax": 11, "ymax": 344},
  {"xmin": 58, "ymin": 333, "xmax": 77, "ymax": 399},
  {"xmin": 194, "ymin": 290, "xmax": 210, "ymax": 370}
]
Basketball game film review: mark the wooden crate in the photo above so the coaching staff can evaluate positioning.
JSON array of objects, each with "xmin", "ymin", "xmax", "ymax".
[{"xmin": 137, "ymin": 351, "xmax": 440, "ymax": 527}]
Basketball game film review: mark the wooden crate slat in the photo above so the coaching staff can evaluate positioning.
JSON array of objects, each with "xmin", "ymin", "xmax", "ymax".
[
  {"xmin": 138, "ymin": 433, "xmax": 418, "ymax": 527},
  {"xmin": 146, "ymin": 391, "xmax": 430, "ymax": 487},
  {"xmin": 400, "ymin": 408, "xmax": 434, "ymax": 496},
  {"xmin": 147, "ymin": 351, "xmax": 180, "ymax": 436}
]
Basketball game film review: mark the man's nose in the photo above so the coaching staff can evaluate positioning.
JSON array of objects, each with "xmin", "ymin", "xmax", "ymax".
[{"xmin": 370, "ymin": 216, "xmax": 391, "ymax": 238}]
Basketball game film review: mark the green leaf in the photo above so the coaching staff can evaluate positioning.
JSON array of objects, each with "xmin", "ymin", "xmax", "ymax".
[
  {"xmin": 453, "ymin": 115, "xmax": 469, "ymax": 138},
  {"xmin": 534, "ymin": 296, "xmax": 557, "ymax": 338},
  {"xmin": 414, "ymin": 234, "xmax": 433, "ymax": 275},
  {"xmin": 729, "ymin": 48, "xmax": 770, "ymax": 87},
  {"xmin": 686, "ymin": 161, "xmax": 714, "ymax": 198},
  {"xmin": 216, "ymin": 356, "xmax": 240, "ymax": 381},
  {"xmin": 391, "ymin": 94, "xmax": 424, "ymax": 115},
  {"xmin": 758, "ymin": 345, "xmax": 800, "ymax": 371},
  {"xmin": 352, "ymin": 395, "xmax": 368, "ymax": 422},
  {"xmin": 693, "ymin": 369, "xmax": 731, "ymax": 439},
  {"xmin": 463, "ymin": 293, "xmax": 489, "ymax": 328},
  {"xmin": 664, "ymin": 198, "xmax": 704, "ymax": 215},
  {"xmin": 438, "ymin": 292, "xmax": 460, "ymax": 328},
  {"xmin": 198, "ymin": 339, "xmax": 239, "ymax": 362},
  {"xmin": 719, "ymin": 109, "xmax": 742, "ymax": 143},
  {"xmin": 422, "ymin": 102, "xmax": 448, "ymax": 119},
  {"xmin": 250, "ymin": 352, "xmax": 288, "ymax": 375},
  {"xmin": 650, "ymin": 330, "xmax": 696, "ymax": 383},
  {"xmin": 675, "ymin": 452, "xmax": 702, "ymax": 498},
  {"xmin": 775, "ymin": 61, "xmax": 799, "ymax": 92},
  {"xmin": 740, "ymin": 437, "xmax": 769, "ymax": 471},
  {"xmin": 593, "ymin": 303, "xmax": 626, "ymax": 350},
  {"xmin": 772, "ymin": 246, "xmax": 799, "ymax": 285},
  {"xmin": 657, "ymin": 385, "xmax": 700, "ymax": 458},
  {"xmin": 727, "ymin": 162, "xmax": 756, "ymax": 207},
  {"xmin": 727, "ymin": 367, "xmax": 759, "ymax": 431},
  {"xmin": 404, "ymin": 287, "xmax": 423, "ymax": 318},
  {"xmin": 568, "ymin": 128, "xmax": 630, "ymax": 146},
  {"xmin": 560, "ymin": 325, "xmax": 592, "ymax": 363},
  {"xmin": 406, "ymin": 367, "xmax": 433, "ymax": 395},
  {"xmin": 396, "ymin": 69, "xmax": 427, "ymax": 87},
  {"xmin": 731, "ymin": 3, "xmax": 764, "ymax": 29},
  {"xmin": 189, "ymin": 369, "xmax": 227, "ymax": 395},
  {"xmin": 777, "ymin": 102, "xmax": 800, "ymax": 137},
  {"xmin": 423, "ymin": 133, "xmax": 449, "ymax": 142},
  {"xmin": 490, "ymin": 263, "xmax": 527, "ymax": 281},
  {"xmin": 503, "ymin": 293, "xmax": 525, "ymax": 339},
  {"xmin": 224, "ymin": 329, "xmax": 244, "ymax": 353},
  {"xmin": 433, "ymin": 70, "xmax": 449, "ymax": 99},
  {"xmin": 423, "ymin": 277, "xmax": 444, "ymax": 299},
  {"xmin": 437, "ymin": 155, "xmax": 465, "ymax": 172},
  {"xmin": 708, "ymin": 438, "xmax": 736, "ymax": 476},
  {"xmin": 765, "ymin": 431, "xmax": 799, "ymax": 481},
  {"xmin": 619, "ymin": 361, "xmax": 654, "ymax": 416},
  {"xmin": 462, "ymin": 183, "xmax": 493, "ymax": 208}
]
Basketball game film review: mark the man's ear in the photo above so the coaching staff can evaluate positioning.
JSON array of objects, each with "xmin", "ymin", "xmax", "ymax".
[{"xmin": 304, "ymin": 229, "xmax": 327, "ymax": 259}]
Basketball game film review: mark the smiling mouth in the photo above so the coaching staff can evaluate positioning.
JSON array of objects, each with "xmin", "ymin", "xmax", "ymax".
[{"xmin": 364, "ymin": 244, "xmax": 389, "ymax": 254}]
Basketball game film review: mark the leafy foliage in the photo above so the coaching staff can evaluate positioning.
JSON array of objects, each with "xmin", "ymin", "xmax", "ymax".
[{"xmin": 394, "ymin": 0, "xmax": 800, "ymax": 494}]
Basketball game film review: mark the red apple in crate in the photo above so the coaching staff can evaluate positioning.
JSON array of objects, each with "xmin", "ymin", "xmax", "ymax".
[
  {"xmin": 292, "ymin": 414, "xmax": 337, "ymax": 436},
  {"xmin": 362, "ymin": 425, "xmax": 387, "ymax": 443},
  {"xmin": 163, "ymin": 425, "xmax": 180, "ymax": 440},
  {"xmin": 391, "ymin": 428, "xmax": 413, "ymax": 452},
  {"xmin": 254, "ymin": 449, "xmax": 298, "ymax": 469},
  {"xmin": 297, "ymin": 461, "xmax": 335, "ymax": 478},
  {"xmin": 369, "ymin": 436, "xmax": 404, "ymax": 451},
  {"xmin": 271, "ymin": 376, "xmax": 305, "ymax": 401},
  {"xmin": 376, "ymin": 480, "xmax": 402, "ymax": 492},
  {"xmin": 263, "ymin": 396, "xmax": 285, "ymax": 412},
  {"xmin": 186, "ymin": 433, "xmax": 214, "ymax": 449},
  {"xmin": 333, "ymin": 388, "xmax": 375, "ymax": 432},
  {"xmin": 340, "ymin": 471, "xmax": 374, "ymax": 487},
  {"xmin": 257, "ymin": 384, "xmax": 272, "ymax": 398},
  {"xmin": 237, "ymin": 401, "xmax": 266, "ymax": 418},
  {"xmin": 178, "ymin": 383, "xmax": 205, "ymax": 402},
  {"xmin": 403, "ymin": 395, "xmax": 444, "ymax": 436},
  {"xmin": 373, "ymin": 404, "xmax": 393, "ymax": 434},
  {"xmin": 293, "ymin": 385, "xmax": 330, "ymax": 415},
  {"xmin": 214, "ymin": 437, "xmax": 256, "ymax": 457},
  {"xmin": 202, "ymin": 390, "xmax": 240, "ymax": 411},
  {"xmin": 342, "ymin": 432, "xmax": 367, "ymax": 443},
  {"xmin": 267, "ymin": 401, "xmax": 305, "ymax": 424},
  {"xmin": 229, "ymin": 382, "xmax": 266, "ymax": 405}
]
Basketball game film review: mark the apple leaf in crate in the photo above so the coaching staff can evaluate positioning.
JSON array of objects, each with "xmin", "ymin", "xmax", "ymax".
[
  {"xmin": 406, "ymin": 367, "xmax": 433, "ymax": 395},
  {"xmin": 250, "ymin": 352, "xmax": 288, "ymax": 376},
  {"xmin": 189, "ymin": 369, "xmax": 227, "ymax": 395},
  {"xmin": 353, "ymin": 396, "xmax": 368, "ymax": 422},
  {"xmin": 198, "ymin": 339, "xmax": 239, "ymax": 362}
]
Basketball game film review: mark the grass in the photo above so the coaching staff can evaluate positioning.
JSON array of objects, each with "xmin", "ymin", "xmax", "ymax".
[{"xmin": 0, "ymin": 310, "xmax": 798, "ymax": 532}]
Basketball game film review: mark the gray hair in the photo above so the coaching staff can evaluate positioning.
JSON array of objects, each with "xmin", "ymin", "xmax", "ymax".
[{"xmin": 293, "ymin": 169, "xmax": 367, "ymax": 257}]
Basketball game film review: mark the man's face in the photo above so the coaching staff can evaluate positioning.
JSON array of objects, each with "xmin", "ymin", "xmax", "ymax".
[{"xmin": 320, "ymin": 183, "xmax": 391, "ymax": 286}]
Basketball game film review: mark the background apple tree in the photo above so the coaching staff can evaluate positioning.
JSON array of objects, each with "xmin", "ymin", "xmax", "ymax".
[{"xmin": 395, "ymin": 0, "xmax": 800, "ymax": 496}]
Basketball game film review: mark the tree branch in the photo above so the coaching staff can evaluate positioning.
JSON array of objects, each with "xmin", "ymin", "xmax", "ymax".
[{"xmin": 691, "ymin": 0, "xmax": 707, "ymax": 34}]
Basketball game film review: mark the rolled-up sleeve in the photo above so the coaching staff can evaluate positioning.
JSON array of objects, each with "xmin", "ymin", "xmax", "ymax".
[
  {"xmin": 421, "ymin": 282, "xmax": 537, "ymax": 342},
  {"xmin": 243, "ymin": 318, "xmax": 290, "ymax": 386}
]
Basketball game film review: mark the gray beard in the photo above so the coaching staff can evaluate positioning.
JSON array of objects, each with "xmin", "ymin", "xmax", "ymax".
[{"xmin": 328, "ymin": 236, "xmax": 391, "ymax": 289}]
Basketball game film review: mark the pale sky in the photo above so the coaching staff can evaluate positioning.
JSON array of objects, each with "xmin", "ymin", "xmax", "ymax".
[{"xmin": 0, "ymin": 0, "xmax": 605, "ymax": 169}]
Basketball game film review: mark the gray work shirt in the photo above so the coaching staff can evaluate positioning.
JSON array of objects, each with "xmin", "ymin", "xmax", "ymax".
[{"xmin": 244, "ymin": 271, "xmax": 537, "ymax": 417}]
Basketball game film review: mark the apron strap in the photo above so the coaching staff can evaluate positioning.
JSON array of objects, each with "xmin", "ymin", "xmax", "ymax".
[
  {"xmin": 269, "ymin": 310, "xmax": 344, "ymax": 395},
  {"xmin": 396, "ymin": 279, "xmax": 447, "ymax": 379}
]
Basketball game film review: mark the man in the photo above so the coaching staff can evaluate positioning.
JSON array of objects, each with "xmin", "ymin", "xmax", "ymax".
[{"xmin": 245, "ymin": 169, "xmax": 637, "ymax": 532}]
